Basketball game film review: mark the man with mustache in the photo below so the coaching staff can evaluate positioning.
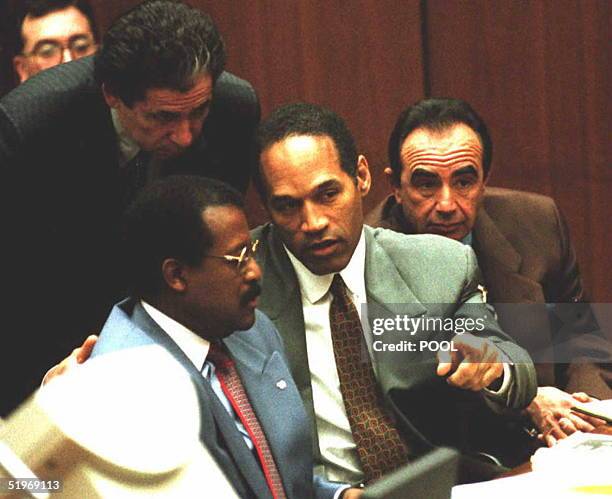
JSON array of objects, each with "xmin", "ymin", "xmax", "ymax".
[
  {"xmin": 87, "ymin": 175, "xmax": 359, "ymax": 499},
  {"xmin": 250, "ymin": 103, "xmax": 537, "ymax": 485},
  {"xmin": 0, "ymin": 0, "xmax": 259, "ymax": 417},
  {"xmin": 365, "ymin": 97, "xmax": 611, "ymax": 448}
]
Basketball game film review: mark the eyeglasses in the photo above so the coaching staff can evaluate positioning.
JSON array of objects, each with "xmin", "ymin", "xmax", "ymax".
[
  {"xmin": 24, "ymin": 37, "xmax": 97, "ymax": 63},
  {"xmin": 204, "ymin": 240, "xmax": 259, "ymax": 274}
]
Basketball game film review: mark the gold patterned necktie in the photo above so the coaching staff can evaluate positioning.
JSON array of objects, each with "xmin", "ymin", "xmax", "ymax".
[{"xmin": 328, "ymin": 274, "xmax": 411, "ymax": 482}]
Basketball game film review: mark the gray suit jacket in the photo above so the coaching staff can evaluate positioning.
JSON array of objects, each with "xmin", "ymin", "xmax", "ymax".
[
  {"xmin": 92, "ymin": 298, "xmax": 342, "ymax": 499},
  {"xmin": 251, "ymin": 223, "xmax": 537, "ymax": 465}
]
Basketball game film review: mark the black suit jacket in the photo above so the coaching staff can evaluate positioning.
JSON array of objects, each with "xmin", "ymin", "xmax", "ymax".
[{"xmin": 0, "ymin": 56, "xmax": 260, "ymax": 417}]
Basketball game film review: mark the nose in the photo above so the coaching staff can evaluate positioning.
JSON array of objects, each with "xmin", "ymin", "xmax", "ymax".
[
  {"xmin": 300, "ymin": 202, "xmax": 328, "ymax": 234},
  {"xmin": 169, "ymin": 119, "xmax": 194, "ymax": 148},
  {"xmin": 61, "ymin": 47, "xmax": 73, "ymax": 63},
  {"xmin": 243, "ymin": 257, "xmax": 262, "ymax": 282},
  {"xmin": 434, "ymin": 185, "xmax": 457, "ymax": 217}
]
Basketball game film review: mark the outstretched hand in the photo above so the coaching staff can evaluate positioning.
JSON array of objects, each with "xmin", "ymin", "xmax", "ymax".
[{"xmin": 436, "ymin": 333, "xmax": 505, "ymax": 391}]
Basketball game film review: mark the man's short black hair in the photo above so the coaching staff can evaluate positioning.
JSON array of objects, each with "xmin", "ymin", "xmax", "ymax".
[
  {"xmin": 253, "ymin": 102, "xmax": 358, "ymax": 199},
  {"xmin": 94, "ymin": 0, "xmax": 226, "ymax": 107},
  {"xmin": 388, "ymin": 98, "xmax": 493, "ymax": 184},
  {"xmin": 14, "ymin": 0, "xmax": 98, "ymax": 54},
  {"xmin": 123, "ymin": 175, "xmax": 244, "ymax": 299}
]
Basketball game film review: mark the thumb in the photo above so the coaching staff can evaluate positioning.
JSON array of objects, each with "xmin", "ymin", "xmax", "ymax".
[{"xmin": 437, "ymin": 349, "xmax": 452, "ymax": 376}]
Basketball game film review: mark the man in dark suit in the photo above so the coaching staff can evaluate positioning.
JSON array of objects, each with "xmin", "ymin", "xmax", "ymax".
[
  {"xmin": 250, "ymin": 103, "xmax": 537, "ymax": 484},
  {"xmin": 365, "ymin": 97, "xmax": 612, "ymax": 448},
  {"xmin": 88, "ymin": 175, "xmax": 357, "ymax": 499},
  {"xmin": 0, "ymin": 0, "xmax": 259, "ymax": 417}
]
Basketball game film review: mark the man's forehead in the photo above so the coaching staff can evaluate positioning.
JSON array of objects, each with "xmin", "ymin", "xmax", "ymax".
[
  {"xmin": 262, "ymin": 135, "xmax": 347, "ymax": 196},
  {"xmin": 141, "ymin": 73, "xmax": 213, "ymax": 111},
  {"xmin": 22, "ymin": 7, "xmax": 91, "ymax": 45},
  {"xmin": 400, "ymin": 123, "xmax": 483, "ymax": 171}
]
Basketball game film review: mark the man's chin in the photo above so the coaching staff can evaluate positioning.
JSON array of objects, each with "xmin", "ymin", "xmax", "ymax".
[{"xmin": 302, "ymin": 253, "xmax": 350, "ymax": 276}]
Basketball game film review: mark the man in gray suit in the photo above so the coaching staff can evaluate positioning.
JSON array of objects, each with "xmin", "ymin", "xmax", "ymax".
[
  {"xmin": 88, "ymin": 175, "xmax": 358, "ymax": 499},
  {"xmin": 250, "ymin": 103, "xmax": 537, "ymax": 484}
]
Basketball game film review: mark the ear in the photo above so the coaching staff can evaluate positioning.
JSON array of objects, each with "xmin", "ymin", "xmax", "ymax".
[
  {"xmin": 101, "ymin": 83, "xmax": 121, "ymax": 109},
  {"xmin": 13, "ymin": 56, "xmax": 30, "ymax": 83},
  {"xmin": 355, "ymin": 155, "xmax": 371, "ymax": 198},
  {"xmin": 384, "ymin": 166, "xmax": 403, "ymax": 203},
  {"xmin": 161, "ymin": 258, "xmax": 188, "ymax": 293}
]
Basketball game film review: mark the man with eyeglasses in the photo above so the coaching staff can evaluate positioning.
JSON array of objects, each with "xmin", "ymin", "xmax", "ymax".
[
  {"xmin": 85, "ymin": 175, "xmax": 360, "ymax": 499},
  {"xmin": 0, "ymin": 0, "xmax": 259, "ymax": 418},
  {"xmin": 12, "ymin": 0, "xmax": 98, "ymax": 83}
]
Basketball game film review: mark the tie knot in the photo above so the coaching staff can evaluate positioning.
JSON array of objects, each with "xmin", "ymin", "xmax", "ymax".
[
  {"xmin": 329, "ymin": 274, "xmax": 352, "ymax": 312},
  {"xmin": 207, "ymin": 342, "xmax": 232, "ymax": 370},
  {"xmin": 329, "ymin": 273, "xmax": 346, "ymax": 296}
]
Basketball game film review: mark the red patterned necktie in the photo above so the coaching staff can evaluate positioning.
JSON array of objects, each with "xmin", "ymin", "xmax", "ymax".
[
  {"xmin": 208, "ymin": 343, "xmax": 287, "ymax": 499},
  {"xmin": 329, "ymin": 274, "xmax": 411, "ymax": 482}
]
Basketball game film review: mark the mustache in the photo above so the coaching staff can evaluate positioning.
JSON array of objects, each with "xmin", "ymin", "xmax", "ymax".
[{"xmin": 242, "ymin": 281, "xmax": 262, "ymax": 304}]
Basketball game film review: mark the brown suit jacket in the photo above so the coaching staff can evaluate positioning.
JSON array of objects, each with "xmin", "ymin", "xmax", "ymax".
[{"xmin": 366, "ymin": 187, "xmax": 612, "ymax": 398}]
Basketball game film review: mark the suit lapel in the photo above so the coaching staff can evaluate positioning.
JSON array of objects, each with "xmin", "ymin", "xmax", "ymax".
[
  {"xmin": 130, "ymin": 303, "xmax": 272, "ymax": 499},
  {"xmin": 257, "ymin": 225, "xmax": 315, "ymax": 414},
  {"xmin": 225, "ymin": 334, "xmax": 310, "ymax": 499},
  {"xmin": 474, "ymin": 205, "xmax": 544, "ymax": 302}
]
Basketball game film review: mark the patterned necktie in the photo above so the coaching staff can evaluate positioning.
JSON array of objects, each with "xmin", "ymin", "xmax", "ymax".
[
  {"xmin": 329, "ymin": 274, "xmax": 411, "ymax": 482},
  {"xmin": 208, "ymin": 343, "xmax": 287, "ymax": 499}
]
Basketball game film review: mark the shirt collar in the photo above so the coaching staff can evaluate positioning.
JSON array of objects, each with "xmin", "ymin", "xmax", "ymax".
[
  {"xmin": 284, "ymin": 229, "xmax": 367, "ymax": 304},
  {"xmin": 111, "ymin": 108, "xmax": 141, "ymax": 167},
  {"xmin": 141, "ymin": 300, "xmax": 210, "ymax": 370},
  {"xmin": 461, "ymin": 231, "xmax": 473, "ymax": 246}
]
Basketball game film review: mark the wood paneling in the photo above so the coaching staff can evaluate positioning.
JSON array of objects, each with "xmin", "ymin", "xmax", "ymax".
[{"xmin": 425, "ymin": 0, "xmax": 610, "ymax": 300}]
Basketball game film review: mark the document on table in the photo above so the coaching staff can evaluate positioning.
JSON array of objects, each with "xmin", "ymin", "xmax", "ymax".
[
  {"xmin": 452, "ymin": 432, "xmax": 612, "ymax": 498},
  {"xmin": 571, "ymin": 399, "xmax": 612, "ymax": 424}
]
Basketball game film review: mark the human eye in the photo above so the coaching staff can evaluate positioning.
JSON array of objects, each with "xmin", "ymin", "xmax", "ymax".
[
  {"xmin": 411, "ymin": 174, "xmax": 439, "ymax": 195},
  {"xmin": 35, "ymin": 42, "xmax": 59, "ymax": 59},
  {"xmin": 189, "ymin": 102, "xmax": 210, "ymax": 119},
  {"xmin": 454, "ymin": 174, "xmax": 478, "ymax": 190},
  {"xmin": 272, "ymin": 198, "xmax": 299, "ymax": 214},
  {"xmin": 71, "ymin": 38, "xmax": 94, "ymax": 56},
  {"xmin": 320, "ymin": 187, "xmax": 340, "ymax": 202}
]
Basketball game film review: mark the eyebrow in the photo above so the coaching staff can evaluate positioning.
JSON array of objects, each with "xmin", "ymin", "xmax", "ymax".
[
  {"xmin": 451, "ymin": 165, "xmax": 479, "ymax": 176},
  {"xmin": 410, "ymin": 168, "xmax": 439, "ymax": 179},
  {"xmin": 314, "ymin": 179, "xmax": 342, "ymax": 193}
]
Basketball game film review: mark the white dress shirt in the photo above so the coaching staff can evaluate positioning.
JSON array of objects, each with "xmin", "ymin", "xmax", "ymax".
[
  {"xmin": 285, "ymin": 230, "xmax": 367, "ymax": 484},
  {"xmin": 141, "ymin": 301, "xmax": 253, "ymax": 450}
]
